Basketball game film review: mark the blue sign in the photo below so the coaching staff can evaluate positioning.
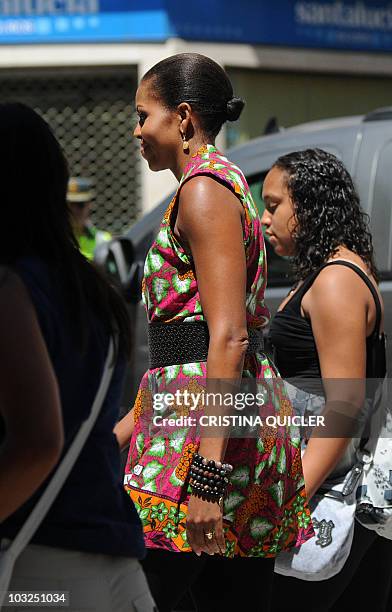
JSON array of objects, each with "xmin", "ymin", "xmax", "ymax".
[
  {"xmin": 1, "ymin": 0, "xmax": 392, "ymax": 52},
  {"xmin": 0, "ymin": 1, "xmax": 172, "ymax": 42},
  {"xmin": 170, "ymin": 1, "xmax": 392, "ymax": 52}
]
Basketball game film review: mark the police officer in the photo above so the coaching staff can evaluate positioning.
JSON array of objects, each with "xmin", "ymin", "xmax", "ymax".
[{"xmin": 67, "ymin": 177, "xmax": 112, "ymax": 261}]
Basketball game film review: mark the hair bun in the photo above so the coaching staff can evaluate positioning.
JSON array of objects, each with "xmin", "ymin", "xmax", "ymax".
[{"xmin": 226, "ymin": 97, "xmax": 245, "ymax": 121}]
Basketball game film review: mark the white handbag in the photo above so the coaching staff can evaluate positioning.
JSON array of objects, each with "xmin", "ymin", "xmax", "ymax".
[
  {"xmin": 275, "ymin": 469, "xmax": 357, "ymax": 581},
  {"xmin": 274, "ymin": 385, "xmax": 358, "ymax": 581},
  {"xmin": 0, "ymin": 338, "xmax": 115, "ymax": 609}
]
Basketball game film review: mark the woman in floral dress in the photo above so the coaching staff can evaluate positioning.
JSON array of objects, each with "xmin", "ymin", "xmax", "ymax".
[{"xmin": 115, "ymin": 53, "xmax": 313, "ymax": 611}]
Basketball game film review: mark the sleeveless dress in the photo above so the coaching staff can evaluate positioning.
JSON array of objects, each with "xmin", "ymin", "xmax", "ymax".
[{"xmin": 124, "ymin": 144, "xmax": 314, "ymax": 557}]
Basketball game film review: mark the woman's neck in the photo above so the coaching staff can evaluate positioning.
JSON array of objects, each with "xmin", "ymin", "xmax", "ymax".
[{"xmin": 172, "ymin": 137, "xmax": 215, "ymax": 181}]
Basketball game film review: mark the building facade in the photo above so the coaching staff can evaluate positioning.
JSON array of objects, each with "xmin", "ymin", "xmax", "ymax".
[{"xmin": 2, "ymin": 0, "xmax": 392, "ymax": 231}]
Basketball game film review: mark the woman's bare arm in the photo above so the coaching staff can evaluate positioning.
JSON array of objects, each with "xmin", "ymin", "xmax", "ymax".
[
  {"xmin": 175, "ymin": 175, "xmax": 248, "ymax": 554},
  {"xmin": 176, "ymin": 176, "xmax": 248, "ymax": 450},
  {"xmin": 0, "ymin": 269, "xmax": 64, "ymax": 521},
  {"xmin": 301, "ymin": 266, "xmax": 370, "ymax": 500}
]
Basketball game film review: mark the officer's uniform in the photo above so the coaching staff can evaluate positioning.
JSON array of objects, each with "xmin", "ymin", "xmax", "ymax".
[
  {"xmin": 78, "ymin": 225, "xmax": 112, "ymax": 261},
  {"xmin": 67, "ymin": 177, "xmax": 112, "ymax": 261}
]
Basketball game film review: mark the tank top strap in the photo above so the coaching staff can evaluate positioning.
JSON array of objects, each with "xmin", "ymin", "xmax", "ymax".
[
  {"xmin": 283, "ymin": 269, "xmax": 322, "ymax": 316},
  {"xmin": 285, "ymin": 260, "xmax": 382, "ymax": 335}
]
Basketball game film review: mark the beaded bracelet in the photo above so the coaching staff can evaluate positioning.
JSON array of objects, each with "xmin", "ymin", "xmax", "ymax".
[{"xmin": 189, "ymin": 453, "xmax": 233, "ymax": 503}]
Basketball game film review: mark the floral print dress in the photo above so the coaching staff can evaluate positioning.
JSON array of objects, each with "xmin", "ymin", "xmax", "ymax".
[{"xmin": 124, "ymin": 144, "xmax": 313, "ymax": 557}]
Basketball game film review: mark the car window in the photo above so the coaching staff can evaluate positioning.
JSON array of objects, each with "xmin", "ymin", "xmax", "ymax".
[
  {"xmin": 370, "ymin": 140, "xmax": 392, "ymax": 278},
  {"xmin": 247, "ymin": 173, "xmax": 293, "ymax": 287}
]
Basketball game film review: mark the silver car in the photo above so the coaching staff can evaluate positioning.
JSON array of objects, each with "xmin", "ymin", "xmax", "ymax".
[{"xmin": 98, "ymin": 108, "xmax": 392, "ymax": 407}]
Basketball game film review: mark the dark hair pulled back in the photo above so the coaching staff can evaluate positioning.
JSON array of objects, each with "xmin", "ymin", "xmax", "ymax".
[
  {"xmin": 273, "ymin": 148, "xmax": 378, "ymax": 282},
  {"xmin": 142, "ymin": 53, "xmax": 244, "ymax": 140}
]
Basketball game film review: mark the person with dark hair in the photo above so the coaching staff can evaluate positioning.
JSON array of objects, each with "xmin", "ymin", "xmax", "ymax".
[
  {"xmin": 0, "ymin": 103, "xmax": 155, "ymax": 611},
  {"xmin": 115, "ymin": 53, "xmax": 313, "ymax": 612},
  {"xmin": 262, "ymin": 148, "xmax": 392, "ymax": 610}
]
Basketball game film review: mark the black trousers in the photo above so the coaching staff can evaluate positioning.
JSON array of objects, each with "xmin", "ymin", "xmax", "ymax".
[
  {"xmin": 141, "ymin": 549, "xmax": 275, "ymax": 612},
  {"xmin": 271, "ymin": 521, "xmax": 392, "ymax": 612}
]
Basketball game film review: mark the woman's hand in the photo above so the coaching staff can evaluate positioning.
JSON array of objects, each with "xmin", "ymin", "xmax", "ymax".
[{"xmin": 186, "ymin": 494, "xmax": 226, "ymax": 556}]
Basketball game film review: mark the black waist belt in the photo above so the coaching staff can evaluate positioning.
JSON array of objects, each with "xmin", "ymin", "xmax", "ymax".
[{"xmin": 148, "ymin": 320, "xmax": 264, "ymax": 369}]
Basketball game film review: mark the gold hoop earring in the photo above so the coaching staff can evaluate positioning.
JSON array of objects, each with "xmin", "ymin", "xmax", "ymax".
[{"xmin": 181, "ymin": 132, "xmax": 190, "ymax": 152}]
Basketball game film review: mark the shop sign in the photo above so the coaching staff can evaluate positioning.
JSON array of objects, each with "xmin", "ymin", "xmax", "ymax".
[{"xmin": 1, "ymin": 0, "xmax": 392, "ymax": 52}]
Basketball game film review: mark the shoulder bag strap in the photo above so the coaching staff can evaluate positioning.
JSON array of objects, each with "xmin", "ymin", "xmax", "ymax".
[{"xmin": 4, "ymin": 336, "xmax": 116, "ymax": 562}]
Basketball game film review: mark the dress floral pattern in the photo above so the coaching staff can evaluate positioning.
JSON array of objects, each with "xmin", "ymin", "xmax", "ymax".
[{"xmin": 124, "ymin": 144, "xmax": 314, "ymax": 557}]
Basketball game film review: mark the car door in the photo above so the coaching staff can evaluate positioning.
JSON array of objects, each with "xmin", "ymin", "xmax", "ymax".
[{"xmin": 95, "ymin": 199, "xmax": 168, "ymax": 411}]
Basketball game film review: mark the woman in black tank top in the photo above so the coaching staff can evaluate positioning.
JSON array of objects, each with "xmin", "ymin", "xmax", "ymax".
[{"xmin": 261, "ymin": 149, "xmax": 391, "ymax": 611}]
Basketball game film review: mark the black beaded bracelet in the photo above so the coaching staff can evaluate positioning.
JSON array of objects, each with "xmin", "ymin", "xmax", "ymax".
[
  {"xmin": 189, "ymin": 453, "xmax": 233, "ymax": 503},
  {"xmin": 192, "ymin": 454, "xmax": 233, "ymax": 475}
]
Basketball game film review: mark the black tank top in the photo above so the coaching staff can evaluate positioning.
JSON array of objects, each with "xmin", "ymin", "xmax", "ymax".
[{"xmin": 269, "ymin": 261, "xmax": 383, "ymax": 391}]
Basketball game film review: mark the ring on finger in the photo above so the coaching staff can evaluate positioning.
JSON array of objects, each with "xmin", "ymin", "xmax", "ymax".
[{"xmin": 204, "ymin": 530, "xmax": 215, "ymax": 541}]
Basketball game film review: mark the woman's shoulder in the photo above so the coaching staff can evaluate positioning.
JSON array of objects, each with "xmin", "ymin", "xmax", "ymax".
[
  {"xmin": 178, "ymin": 174, "xmax": 244, "ymax": 225},
  {"xmin": 0, "ymin": 267, "xmax": 34, "ymax": 310},
  {"xmin": 303, "ymin": 257, "xmax": 379, "ymax": 317},
  {"xmin": 313, "ymin": 257, "xmax": 376, "ymax": 290},
  {"xmin": 0, "ymin": 261, "xmax": 48, "ymax": 297},
  {"xmin": 0, "ymin": 266, "xmax": 42, "ymax": 342}
]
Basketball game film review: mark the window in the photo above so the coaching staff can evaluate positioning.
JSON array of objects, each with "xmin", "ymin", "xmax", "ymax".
[
  {"xmin": 370, "ymin": 140, "xmax": 392, "ymax": 278},
  {"xmin": 0, "ymin": 67, "xmax": 140, "ymax": 235}
]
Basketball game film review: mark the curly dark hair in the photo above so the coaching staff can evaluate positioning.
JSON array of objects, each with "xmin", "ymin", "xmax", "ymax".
[{"xmin": 272, "ymin": 148, "xmax": 378, "ymax": 282}]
